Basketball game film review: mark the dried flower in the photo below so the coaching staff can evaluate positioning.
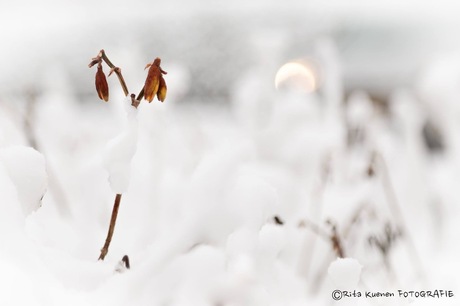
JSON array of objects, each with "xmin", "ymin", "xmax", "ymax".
[
  {"xmin": 157, "ymin": 75, "xmax": 167, "ymax": 102},
  {"xmin": 143, "ymin": 57, "xmax": 167, "ymax": 102},
  {"xmin": 95, "ymin": 63, "xmax": 109, "ymax": 102}
]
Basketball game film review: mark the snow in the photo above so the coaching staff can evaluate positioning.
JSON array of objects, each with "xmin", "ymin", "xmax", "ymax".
[
  {"xmin": 0, "ymin": 146, "xmax": 47, "ymax": 216},
  {"xmin": 0, "ymin": 156, "xmax": 25, "ymax": 235},
  {"xmin": 103, "ymin": 99, "xmax": 139, "ymax": 194},
  {"xmin": 0, "ymin": 2, "xmax": 459, "ymax": 306},
  {"xmin": 327, "ymin": 257, "xmax": 363, "ymax": 289}
]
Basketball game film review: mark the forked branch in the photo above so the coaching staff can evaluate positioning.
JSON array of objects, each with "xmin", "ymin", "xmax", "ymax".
[{"xmin": 89, "ymin": 49, "xmax": 129, "ymax": 97}]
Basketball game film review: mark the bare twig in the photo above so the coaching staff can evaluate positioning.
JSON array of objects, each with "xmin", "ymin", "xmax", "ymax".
[
  {"xmin": 368, "ymin": 222, "xmax": 402, "ymax": 269},
  {"xmin": 122, "ymin": 255, "xmax": 130, "ymax": 269},
  {"xmin": 375, "ymin": 152, "xmax": 425, "ymax": 280},
  {"xmin": 299, "ymin": 218, "xmax": 329, "ymax": 240},
  {"xmin": 135, "ymin": 87, "xmax": 145, "ymax": 102},
  {"xmin": 342, "ymin": 203, "xmax": 368, "ymax": 239},
  {"xmin": 326, "ymin": 219, "xmax": 345, "ymax": 258},
  {"xmin": 299, "ymin": 155, "xmax": 332, "ymax": 278},
  {"xmin": 89, "ymin": 49, "xmax": 129, "ymax": 97},
  {"xmin": 23, "ymin": 90, "xmax": 38, "ymax": 149},
  {"xmin": 115, "ymin": 254, "xmax": 131, "ymax": 273},
  {"xmin": 273, "ymin": 215, "xmax": 284, "ymax": 225},
  {"xmin": 89, "ymin": 50, "xmax": 138, "ymax": 261},
  {"xmin": 299, "ymin": 218, "xmax": 345, "ymax": 258},
  {"xmin": 130, "ymin": 94, "xmax": 140, "ymax": 108},
  {"xmin": 304, "ymin": 220, "xmax": 345, "ymax": 294},
  {"xmin": 99, "ymin": 193, "xmax": 122, "ymax": 260},
  {"xmin": 90, "ymin": 50, "xmax": 160, "ymax": 260}
]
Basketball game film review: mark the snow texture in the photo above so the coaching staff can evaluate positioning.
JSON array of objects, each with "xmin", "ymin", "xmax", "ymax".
[
  {"xmin": 0, "ymin": 146, "xmax": 47, "ymax": 216},
  {"xmin": 103, "ymin": 99, "xmax": 139, "ymax": 194},
  {"xmin": 327, "ymin": 257, "xmax": 363, "ymax": 289},
  {"xmin": 0, "ymin": 3, "xmax": 459, "ymax": 305}
]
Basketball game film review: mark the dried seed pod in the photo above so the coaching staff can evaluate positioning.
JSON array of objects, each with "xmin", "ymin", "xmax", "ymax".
[
  {"xmin": 143, "ymin": 66, "xmax": 160, "ymax": 102},
  {"xmin": 143, "ymin": 57, "xmax": 167, "ymax": 102},
  {"xmin": 157, "ymin": 75, "xmax": 167, "ymax": 102},
  {"xmin": 95, "ymin": 64, "xmax": 109, "ymax": 102}
]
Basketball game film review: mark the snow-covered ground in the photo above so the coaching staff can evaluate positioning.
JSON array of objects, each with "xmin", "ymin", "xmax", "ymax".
[{"xmin": 0, "ymin": 1, "xmax": 459, "ymax": 305}]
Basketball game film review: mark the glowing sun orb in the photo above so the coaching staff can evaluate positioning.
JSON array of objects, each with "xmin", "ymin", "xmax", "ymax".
[{"xmin": 275, "ymin": 61, "xmax": 317, "ymax": 93}]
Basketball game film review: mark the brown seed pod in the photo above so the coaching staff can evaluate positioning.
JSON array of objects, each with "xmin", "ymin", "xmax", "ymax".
[
  {"xmin": 95, "ymin": 64, "xmax": 109, "ymax": 102},
  {"xmin": 143, "ymin": 66, "xmax": 160, "ymax": 102},
  {"xmin": 157, "ymin": 75, "xmax": 167, "ymax": 102},
  {"xmin": 143, "ymin": 57, "xmax": 167, "ymax": 102},
  {"xmin": 153, "ymin": 57, "xmax": 161, "ymax": 67}
]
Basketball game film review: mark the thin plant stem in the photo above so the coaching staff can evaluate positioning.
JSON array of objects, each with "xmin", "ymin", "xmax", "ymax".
[
  {"xmin": 376, "ymin": 152, "xmax": 425, "ymax": 280},
  {"xmin": 89, "ymin": 49, "xmax": 130, "ymax": 97},
  {"xmin": 299, "ymin": 155, "xmax": 331, "ymax": 279},
  {"xmin": 89, "ymin": 50, "xmax": 146, "ymax": 103},
  {"xmin": 99, "ymin": 193, "xmax": 122, "ymax": 261},
  {"xmin": 90, "ymin": 50, "xmax": 146, "ymax": 260},
  {"xmin": 90, "ymin": 49, "xmax": 149, "ymax": 260},
  {"xmin": 136, "ymin": 87, "xmax": 144, "ymax": 101},
  {"xmin": 300, "ymin": 218, "xmax": 345, "ymax": 258}
]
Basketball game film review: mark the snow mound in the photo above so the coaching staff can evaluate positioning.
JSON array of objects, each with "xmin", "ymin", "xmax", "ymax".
[
  {"xmin": 327, "ymin": 257, "xmax": 363, "ymax": 289},
  {"xmin": 0, "ymin": 146, "xmax": 47, "ymax": 216},
  {"xmin": 103, "ymin": 100, "xmax": 138, "ymax": 194}
]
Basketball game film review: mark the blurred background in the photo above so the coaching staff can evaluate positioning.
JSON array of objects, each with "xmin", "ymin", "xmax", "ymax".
[
  {"xmin": 0, "ymin": 0, "xmax": 459, "ymax": 305},
  {"xmin": 1, "ymin": 0, "xmax": 460, "ymax": 102}
]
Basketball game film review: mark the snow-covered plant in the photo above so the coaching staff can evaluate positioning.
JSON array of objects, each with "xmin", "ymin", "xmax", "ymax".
[
  {"xmin": 0, "ymin": 146, "xmax": 47, "ymax": 216},
  {"xmin": 368, "ymin": 222, "xmax": 402, "ymax": 270},
  {"xmin": 88, "ymin": 49, "xmax": 168, "ymax": 260}
]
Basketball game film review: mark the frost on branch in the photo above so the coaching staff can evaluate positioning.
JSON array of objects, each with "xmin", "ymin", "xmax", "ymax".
[{"xmin": 103, "ymin": 99, "xmax": 138, "ymax": 194}]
